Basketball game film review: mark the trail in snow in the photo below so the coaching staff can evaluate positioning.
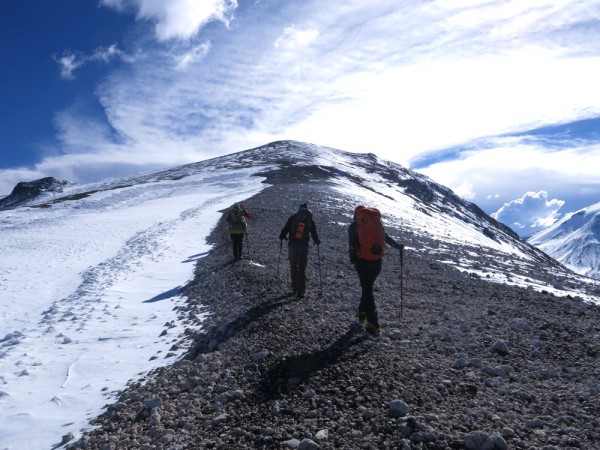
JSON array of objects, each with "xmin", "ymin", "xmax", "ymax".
[{"xmin": 0, "ymin": 169, "xmax": 267, "ymax": 450}]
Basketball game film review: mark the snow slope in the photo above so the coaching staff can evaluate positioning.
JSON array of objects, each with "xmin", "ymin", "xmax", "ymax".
[
  {"xmin": 529, "ymin": 201, "xmax": 600, "ymax": 279},
  {"xmin": 0, "ymin": 166, "xmax": 267, "ymax": 450}
]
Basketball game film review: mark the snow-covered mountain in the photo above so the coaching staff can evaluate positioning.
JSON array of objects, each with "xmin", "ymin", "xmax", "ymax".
[
  {"xmin": 529, "ymin": 201, "xmax": 600, "ymax": 279},
  {"xmin": 1, "ymin": 140, "xmax": 599, "ymax": 449}
]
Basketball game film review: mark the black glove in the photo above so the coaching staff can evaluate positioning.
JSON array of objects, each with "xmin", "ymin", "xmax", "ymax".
[
  {"xmin": 314, "ymin": 239, "xmax": 321, "ymax": 245},
  {"xmin": 279, "ymin": 233, "xmax": 286, "ymax": 241}
]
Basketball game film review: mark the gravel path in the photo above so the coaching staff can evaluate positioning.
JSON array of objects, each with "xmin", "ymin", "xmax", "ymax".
[{"xmin": 69, "ymin": 182, "xmax": 600, "ymax": 450}]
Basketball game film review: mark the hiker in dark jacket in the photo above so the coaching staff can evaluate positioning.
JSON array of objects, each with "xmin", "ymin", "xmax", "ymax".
[
  {"xmin": 348, "ymin": 205, "xmax": 403, "ymax": 334},
  {"xmin": 226, "ymin": 204, "xmax": 248, "ymax": 261},
  {"xmin": 279, "ymin": 203, "xmax": 320, "ymax": 299}
]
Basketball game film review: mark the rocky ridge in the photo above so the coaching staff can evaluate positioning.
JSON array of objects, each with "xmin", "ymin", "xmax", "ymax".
[
  {"xmin": 0, "ymin": 176, "xmax": 70, "ymax": 210},
  {"xmin": 67, "ymin": 177, "xmax": 600, "ymax": 450}
]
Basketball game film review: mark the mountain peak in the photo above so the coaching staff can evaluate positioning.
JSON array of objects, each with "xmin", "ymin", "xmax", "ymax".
[{"xmin": 530, "ymin": 201, "xmax": 600, "ymax": 278}]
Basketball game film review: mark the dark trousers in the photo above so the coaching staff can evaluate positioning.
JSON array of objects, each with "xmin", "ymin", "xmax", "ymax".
[
  {"xmin": 355, "ymin": 259, "xmax": 382, "ymax": 326},
  {"xmin": 289, "ymin": 243, "xmax": 309, "ymax": 294},
  {"xmin": 231, "ymin": 233, "xmax": 244, "ymax": 259}
]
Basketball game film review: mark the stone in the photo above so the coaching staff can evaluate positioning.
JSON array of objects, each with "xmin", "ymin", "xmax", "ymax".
[
  {"xmin": 390, "ymin": 399, "xmax": 410, "ymax": 417},
  {"xmin": 492, "ymin": 340, "xmax": 510, "ymax": 356},
  {"xmin": 298, "ymin": 438, "xmax": 320, "ymax": 450},
  {"xmin": 464, "ymin": 431, "xmax": 495, "ymax": 450}
]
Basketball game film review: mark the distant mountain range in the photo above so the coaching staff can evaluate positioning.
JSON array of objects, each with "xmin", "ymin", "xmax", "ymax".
[{"xmin": 529, "ymin": 202, "xmax": 600, "ymax": 279}]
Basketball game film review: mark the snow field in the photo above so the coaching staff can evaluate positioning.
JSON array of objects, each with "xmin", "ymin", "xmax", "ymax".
[{"xmin": 0, "ymin": 169, "xmax": 266, "ymax": 450}]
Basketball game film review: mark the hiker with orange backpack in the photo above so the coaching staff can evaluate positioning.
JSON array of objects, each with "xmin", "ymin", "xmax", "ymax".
[
  {"xmin": 279, "ymin": 203, "xmax": 320, "ymax": 299},
  {"xmin": 348, "ymin": 205, "xmax": 404, "ymax": 335}
]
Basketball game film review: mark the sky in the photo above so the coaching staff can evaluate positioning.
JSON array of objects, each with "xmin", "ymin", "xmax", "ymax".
[
  {"xmin": 1, "ymin": 141, "xmax": 598, "ymax": 450},
  {"xmin": 1, "ymin": 0, "xmax": 600, "ymax": 236}
]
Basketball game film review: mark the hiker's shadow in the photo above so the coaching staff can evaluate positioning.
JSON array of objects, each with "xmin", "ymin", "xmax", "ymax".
[
  {"xmin": 189, "ymin": 294, "xmax": 296, "ymax": 358},
  {"xmin": 256, "ymin": 330, "xmax": 368, "ymax": 402},
  {"xmin": 228, "ymin": 295, "xmax": 294, "ymax": 334},
  {"xmin": 182, "ymin": 251, "xmax": 210, "ymax": 263},
  {"xmin": 143, "ymin": 286, "xmax": 182, "ymax": 303}
]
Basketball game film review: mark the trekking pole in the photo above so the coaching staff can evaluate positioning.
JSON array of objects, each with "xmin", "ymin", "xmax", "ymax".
[
  {"xmin": 400, "ymin": 245, "xmax": 404, "ymax": 318},
  {"xmin": 276, "ymin": 239, "xmax": 283, "ymax": 278},
  {"xmin": 317, "ymin": 243, "xmax": 323, "ymax": 296},
  {"xmin": 246, "ymin": 234, "xmax": 251, "ymax": 257}
]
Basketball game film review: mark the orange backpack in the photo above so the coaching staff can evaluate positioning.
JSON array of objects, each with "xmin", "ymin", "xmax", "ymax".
[
  {"xmin": 355, "ymin": 206, "xmax": 385, "ymax": 260},
  {"xmin": 291, "ymin": 208, "xmax": 313, "ymax": 242}
]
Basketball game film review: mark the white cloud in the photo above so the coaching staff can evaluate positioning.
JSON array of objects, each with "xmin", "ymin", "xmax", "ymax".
[
  {"xmin": 274, "ymin": 26, "xmax": 320, "ymax": 49},
  {"xmin": 453, "ymin": 179, "xmax": 476, "ymax": 200},
  {"xmin": 492, "ymin": 191, "xmax": 565, "ymax": 234},
  {"xmin": 103, "ymin": 0, "xmax": 238, "ymax": 41},
  {"xmin": 283, "ymin": 51, "xmax": 600, "ymax": 164}
]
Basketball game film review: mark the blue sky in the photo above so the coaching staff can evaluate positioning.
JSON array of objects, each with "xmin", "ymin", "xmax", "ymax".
[{"xmin": 2, "ymin": 0, "xmax": 600, "ymax": 237}]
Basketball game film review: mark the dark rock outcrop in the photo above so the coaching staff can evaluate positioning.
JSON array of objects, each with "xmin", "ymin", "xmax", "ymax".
[{"xmin": 0, "ymin": 176, "xmax": 70, "ymax": 210}]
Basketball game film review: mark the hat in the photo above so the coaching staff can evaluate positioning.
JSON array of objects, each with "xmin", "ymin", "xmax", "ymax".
[{"xmin": 299, "ymin": 203, "xmax": 308, "ymax": 209}]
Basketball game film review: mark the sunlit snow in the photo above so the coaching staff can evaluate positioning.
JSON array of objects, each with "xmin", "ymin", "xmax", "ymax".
[{"xmin": 0, "ymin": 167, "xmax": 266, "ymax": 450}]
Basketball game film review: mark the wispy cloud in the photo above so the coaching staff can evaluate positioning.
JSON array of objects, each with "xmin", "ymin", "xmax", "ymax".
[
  {"xmin": 55, "ymin": 44, "xmax": 135, "ymax": 80},
  {"xmin": 55, "ymin": 53, "xmax": 83, "ymax": 80},
  {"xmin": 175, "ymin": 41, "xmax": 211, "ymax": 71}
]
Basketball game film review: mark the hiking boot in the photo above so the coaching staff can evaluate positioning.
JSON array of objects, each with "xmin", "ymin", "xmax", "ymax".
[
  {"xmin": 356, "ymin": 310, "xmax": 367, "ymax": 324},
  {"xmin": 296, "ymin": 291, "xmax": 305, "ymax": 299},
  {"xmin": 365, "ymin": 322, "xmax": 380, "ymax": 335}
]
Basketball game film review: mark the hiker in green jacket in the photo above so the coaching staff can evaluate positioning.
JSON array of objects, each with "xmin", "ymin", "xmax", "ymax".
[{"xmin": 226, "ymin": 204, "xmax": 248, "ymax": 261}]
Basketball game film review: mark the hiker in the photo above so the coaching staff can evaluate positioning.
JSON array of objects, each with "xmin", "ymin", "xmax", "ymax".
[
  {"xmin": 226, "ymin": 203, "xmax": 248, "ymax": 261},
  {"xmin": 279, "ymin": 203, "xmax": 320, "ymax": 299},
  {"xmin": 348, "ymin": 205, "xmax": 404, "ymax": 335}
]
